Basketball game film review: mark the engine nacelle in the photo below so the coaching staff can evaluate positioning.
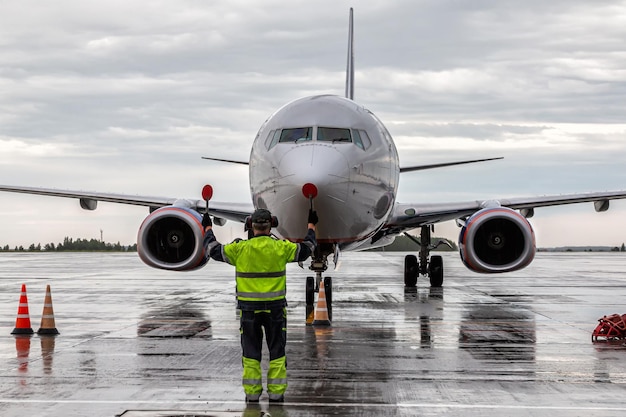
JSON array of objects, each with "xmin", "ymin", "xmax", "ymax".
[
  {"xmin": 459, "ymin": 207, "xmax": 536, "ymax": 273},
  {"xmin": 137, "ymin": 206, "xmax": 208, "ymax": 271}
]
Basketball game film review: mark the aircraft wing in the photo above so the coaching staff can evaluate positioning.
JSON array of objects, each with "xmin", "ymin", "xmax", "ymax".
[
  {"xmin": 0, "ymin": 185, "xmax": 254, "ymax": 223},
  {"xmin": 385, "ymin": 190, "xmax": 626, "ymax": 232}
]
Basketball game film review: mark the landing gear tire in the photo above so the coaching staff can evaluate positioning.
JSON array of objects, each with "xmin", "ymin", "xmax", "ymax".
[
  {"xmin": 404, "ymin": 254, "xmax": 418, "ymax": 288},
  {"xmin": 306, "ymin": 276, "xmax": 315, "ymax": 305},
  {"xmin": 324, "ymin": 276, "xmax": 332, "ymax": 322},
  {"xmin": 306, "ymin": 276, "xmax": 315, "ymax": 324},
  {"xmin": 429, "ymin": 255, "xmax": 443, "ymax": 288}
]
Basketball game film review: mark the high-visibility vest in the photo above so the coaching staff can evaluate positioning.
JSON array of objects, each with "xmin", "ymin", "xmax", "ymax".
[{"xmin": 224, "ymin": 236, "xmax": 298, "ymax": 302}]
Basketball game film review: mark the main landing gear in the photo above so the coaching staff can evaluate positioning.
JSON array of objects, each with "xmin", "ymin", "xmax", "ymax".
[
  {"xmin": 305, "ymin": 244, "xmax": 333, "ymax": 324},
  {"xmin": 403, "ymin": 225, "xmax": 448, "ymax": 289}
]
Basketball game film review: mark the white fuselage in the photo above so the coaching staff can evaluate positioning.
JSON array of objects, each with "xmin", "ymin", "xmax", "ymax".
[{"xmin": 249, "ymin": 95, "xmax": 399, "ymax": 248}]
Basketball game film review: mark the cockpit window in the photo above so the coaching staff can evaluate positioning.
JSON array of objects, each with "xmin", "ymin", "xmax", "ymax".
[
  {"xmin": 357, "ymin": 130, "xmax": 371, "ymax": 150},
  {"xmin": 317, "ymin": 127, "xmax": 352, "ymax": 143},
  {"xmin": 279, "ymin": 127, "xmax": 312, "ymax": 143},
  {"xmin": 265, "ymin": 130, "xmax": 276, "ymax": 149},
  {"xmin": 267, "ymin": 126, "xmax": 370, "ymax": 151},
  {"xmin": 352, "ymin": 130, "xmax": 364, "ymax": 150}
]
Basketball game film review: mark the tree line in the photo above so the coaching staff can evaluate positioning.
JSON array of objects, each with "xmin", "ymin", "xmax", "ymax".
[
  {"xmin": 0, "ymin": 237, "xmax": 137, "ymax": 252},
  {"xmin": 3, "ymin": 234, "xmax": 449, "ymax": 253},
  {"xmin": 3, "ymin": 235, "xmax": 622, "ymax": 253}
]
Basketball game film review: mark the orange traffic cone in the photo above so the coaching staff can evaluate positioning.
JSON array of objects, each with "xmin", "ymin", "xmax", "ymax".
[
  {"xmin": 312, "ymin": 279, "xmax": 331, "ymax": 326},
  {"xmin": 37, "ymin": 285, "xmax": 59, "ymax": 336},
  {"xmin": 11, "ymin": 284, "xmax": 34, "ymax": 335}
]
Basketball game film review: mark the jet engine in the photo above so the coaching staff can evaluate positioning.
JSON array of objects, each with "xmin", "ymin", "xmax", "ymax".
[
  {"xmin": 137, "ymin": 205, "xmax": 208, "ymax": 271},
  {"xmin": 459, "ymin": 207, "xmax": 535, "ymax": 273}
]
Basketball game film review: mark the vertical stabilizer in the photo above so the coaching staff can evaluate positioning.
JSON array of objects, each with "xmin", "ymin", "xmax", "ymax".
[{"xmin": 345, "ymin": 8, "xmax": 354, "ymax": 100}]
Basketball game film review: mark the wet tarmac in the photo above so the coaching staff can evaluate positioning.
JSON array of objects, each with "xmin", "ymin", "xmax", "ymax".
[{"xmin": 1, "ymin": 251, "xmax": 626, "ymax": 416}]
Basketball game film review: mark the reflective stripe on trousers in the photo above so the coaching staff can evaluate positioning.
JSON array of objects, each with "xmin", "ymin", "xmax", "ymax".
[
  {"xmin": 242, "ymin": 357, "xmax": 287, "ymax": 396},
  {"xmin": 267, "ymin": 356, "xmax": 287, "ymax": 395},
  {"xmin": 242, "ymin": 357, "xmax": 263, "ymax": 395},
  {"xmin": 240, "ymin": 308, "xmax": 287, "ymax": 396}
]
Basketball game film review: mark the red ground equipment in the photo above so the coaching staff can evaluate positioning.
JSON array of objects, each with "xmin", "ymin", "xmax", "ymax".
[{"xmin": 592, "ymin": 314, "xmax": 626, "ymax": 341}]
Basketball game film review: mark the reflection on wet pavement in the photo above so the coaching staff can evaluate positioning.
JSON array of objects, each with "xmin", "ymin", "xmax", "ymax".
[{"xmin": 138, "ymin": 301, "xmax": 212, "ymax": 338}]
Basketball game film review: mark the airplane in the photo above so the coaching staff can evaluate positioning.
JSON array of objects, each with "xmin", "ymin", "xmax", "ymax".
[{"xmin": 2, "ymin": 8, "xmax": 626, "ymax": 324}]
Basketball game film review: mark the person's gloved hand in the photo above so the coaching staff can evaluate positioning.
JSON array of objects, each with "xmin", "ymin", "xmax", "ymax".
[
  {"xmin": 202, "ymin": 213, "xmax": 212, "ymax": 228},
  {"xmin": 308, "ymin": 209, "xmax": 318, "ymax": 225}
]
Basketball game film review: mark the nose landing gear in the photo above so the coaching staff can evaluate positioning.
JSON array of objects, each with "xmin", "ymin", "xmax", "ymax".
[{"xmin": 305, "ymin": 245, "xmax": 333, "ymax": 324}]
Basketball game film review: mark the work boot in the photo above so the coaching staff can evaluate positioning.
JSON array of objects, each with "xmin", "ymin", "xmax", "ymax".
[
  {"xmin": 245, "ymin": 393, "xmax": 261, "ymax": 403},
  {"xmin": 268, "ymin": 393, "xmax": 284, "ymax": 404}
]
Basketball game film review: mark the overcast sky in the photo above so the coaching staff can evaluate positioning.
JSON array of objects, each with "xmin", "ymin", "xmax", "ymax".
[{"xmin": 1, "ymin": 0, "xmax": 626, "ymax": 248}]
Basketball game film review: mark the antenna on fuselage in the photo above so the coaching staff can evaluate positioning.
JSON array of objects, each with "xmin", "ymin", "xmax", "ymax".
[{"xmin": 345, "ymin": 7, "xmax": 354, "ymax": 100}]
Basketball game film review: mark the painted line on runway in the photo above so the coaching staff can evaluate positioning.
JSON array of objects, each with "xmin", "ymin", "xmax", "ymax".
[{"xmin": 1, "ymin": 399, "xmax": 626, "ymax": 412}]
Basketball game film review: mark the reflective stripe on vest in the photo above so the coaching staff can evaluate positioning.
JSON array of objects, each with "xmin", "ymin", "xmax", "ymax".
[
  {"xmin": 236, "ymin": 270, "xmax": 286, "ymax": 279},
  {"xmin": 236, "ymin": 275, "xmax": 287, "ymax": 301},
  {"xmin": 236, "ymin": 270, "xmax": 286, "ymax": 299},
  {"xmin": 237, "ymin": 290, "xmax": 287, "ymax": 300}
]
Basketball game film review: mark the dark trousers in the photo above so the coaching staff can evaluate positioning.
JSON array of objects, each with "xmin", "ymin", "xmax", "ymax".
[{"xmin": 240, "ymin": 308, "xmax": 287, "ymax": 397}]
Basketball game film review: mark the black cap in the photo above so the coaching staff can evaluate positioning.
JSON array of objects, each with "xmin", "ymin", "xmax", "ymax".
[{"xmin": 251, "ymin": 208, "xmax": 272, "ymax": 225}]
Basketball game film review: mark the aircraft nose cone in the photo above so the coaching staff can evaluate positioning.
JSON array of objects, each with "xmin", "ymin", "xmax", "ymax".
[{"xmin": 279, "ymin": 144, "xmax": 350, "ymax": 201}]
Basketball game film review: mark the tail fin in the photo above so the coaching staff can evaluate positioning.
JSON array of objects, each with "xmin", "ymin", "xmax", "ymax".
[{"xmin": 345, "ymin": 8, "xmax": 354, "ymax": 100}]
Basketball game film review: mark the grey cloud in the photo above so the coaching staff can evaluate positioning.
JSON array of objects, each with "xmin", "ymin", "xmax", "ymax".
[{"xmin": 391, "ymin": 122, "xmax": 550, "ymax": 140}]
